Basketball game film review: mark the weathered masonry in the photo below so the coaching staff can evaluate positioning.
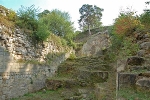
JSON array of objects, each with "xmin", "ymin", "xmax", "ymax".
[{"xmin": 0, "ymin": 46, "xmax": 69, "ymax": 100}]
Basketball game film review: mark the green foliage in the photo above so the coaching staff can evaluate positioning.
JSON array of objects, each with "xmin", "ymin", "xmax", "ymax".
[
  {"xmin": 49, "ymin": 34, "xmax": 64, "ymax": 47},
  {"xmin": 35, "ymin": 19, "xmax": 50, "ymax": 42},
  {"xmin": 140, "ymin": 1, "xmax": 150, "ymax": 29},
  {"xmin": 120, "ymin": 38, "xmax": 139, "ymax": 57},
  {"xmin": 38, "ymin": 9, "xmax": 50, "ymax": 18},
  {"xmin": 118, "ymin": 87, "xmax": 150, "ymax": 100},
  {"xmin": 68, "ymin": 53, "xmax": 76, "ymax": 60},
  {"xmin": 67, "ymin": 40, "xmax": 77, "ymax": 49},
  {"xmin": 0, "ymin": 5, "xmax": 16, "ymax": 27},
  {"xmin": 45, "ymin": 52, "xmax": 65, "ymax": 65},
  {"xmin": 16, "ymin": 5, "xmax": 52, "ymax": 44},
  {"xmin": 39, "ymin": 9, "xmax": 75, "ymax": 39},
  {"xmin": 0, "ymin": 14, "xmax": 14, "ymax": 27},
  {"xmin": 39, "ymin": 9, "xmax": 76, "ymax": 47},
  {"xmin": 61, "ymin": 38, "xmax": 67, "ymax": 46},
  {"xmin": 16, "ymin": 5, "xmax": 39, "ymax": 31},
  {"xmin": 79, "ymin": 4, "xmax": 104, "ymax": 34},
  {"xmin": 113, "ymin": 10, "xmax": 142, "ymax": 36},
  {"xmin": 8, "ymin": 9, "xmax": 17, "ymax": 22},
  {"xmin": 105, "ymin": 32, "xmax": 139, "ymax": 62}
]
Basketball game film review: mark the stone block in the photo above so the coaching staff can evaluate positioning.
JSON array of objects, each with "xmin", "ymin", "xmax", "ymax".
[
  {"xmin": 136, "ymin": 77, "xmax": 150, "ymax": 88},
  {"xmin": 140, "ymin": 42, "xmax": 150, "ymax": 50},
  {"xmin": 127, "ymin": 56, "xmax": 144, "ymax": 66},
  {"xmin": 118, "ymin": 73, "xmax": 138, "ymax": 89}
]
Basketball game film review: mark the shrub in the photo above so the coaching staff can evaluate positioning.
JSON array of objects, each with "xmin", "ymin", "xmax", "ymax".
[
  {"xmin": 140, "ymin": 1, "xmax": 150, "ymax": 29},
  {"xmin": 7, "ymin": 9, "xmax": 17, "ymax": 22},
  {"xmin": 120, "ymin": 38, "xmax": 139, "ymax": 57},
  {"xmin": 113, "ymin": 11, "xmax": 142, "ymax": 36},
  {"xmin": 16, "ymin": 5, "xmax": 39, "ymax": 31},
  {"xmin": 140, "ymin": 12, "xmax": 150, "ymax": 29},
  {"xmin": 35, "ymin": 20, "xmax": 50, "ymax": 42},
  {"xmin": 68, "ymin": 53, "xmax": 76, "ymax": 60},
  {"xmin": 0, "ymin": 15, "xmax": 14, "ymax": 27},
  {"xmin": 105, "ymin": 33, "xmax": 139, "ymax": 62}
]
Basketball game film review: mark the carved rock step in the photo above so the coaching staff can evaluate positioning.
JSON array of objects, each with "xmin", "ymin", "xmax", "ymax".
[
  {"xmin": 118, "ymin": 72, "xmax": 150, "ymax": 89},
  {"xmin": 127, "ymin": 56, "xmax": 145, "ymax": 66},
  {"xmin": 45, "ymin": 78, "xmax": 78, "ymax": 90},
  {"xmin": 140, "ymin": 42, "xmax": 150, "ymax": 50},
  {"xmin": 136, "ymin": 77, "xmax": 150, "ymax": 88},
  {"xmin": 129, "ymin": 66, "xmax": 149, "ymax": 71},
  {"xmin": 76, "ymin": 69, "xmax": 109, "ymax": 83}
]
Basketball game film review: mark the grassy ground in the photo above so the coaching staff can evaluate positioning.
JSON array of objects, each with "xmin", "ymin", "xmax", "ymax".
[
  {"xmin": 117, "ymin": 87, "xmax": 150, "ymax": 100},
  {"xmin": 11, "ymin": 86, "xmax": 96, "ymax": 100}
]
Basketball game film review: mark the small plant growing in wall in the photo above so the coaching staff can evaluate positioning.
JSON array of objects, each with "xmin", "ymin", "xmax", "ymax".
[{"xmin": 30, "ymin": 77, "xmax": 33, "ymax": 84}]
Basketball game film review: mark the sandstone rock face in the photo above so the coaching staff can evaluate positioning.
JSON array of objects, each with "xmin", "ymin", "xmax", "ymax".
[{"xmin": 81, "ymin": 32, "xmax": 110, "ymax": 56}]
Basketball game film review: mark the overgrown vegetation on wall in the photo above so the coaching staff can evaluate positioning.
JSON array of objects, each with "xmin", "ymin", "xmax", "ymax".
[
  {"xmin": 103, "ymin": 2, "xmax": 150, "ymax": 63},
  {"xmin": 0, "ymin": 5, "xmax": 76, "ymax": 48}
]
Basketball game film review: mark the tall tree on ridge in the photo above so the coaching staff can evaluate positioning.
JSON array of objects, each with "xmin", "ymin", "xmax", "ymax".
[{"xmin": 79, "ymin": 4, "xmax": 104, "ymax": 35}]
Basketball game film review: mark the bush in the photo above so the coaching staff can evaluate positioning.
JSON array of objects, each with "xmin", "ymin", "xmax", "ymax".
[
  {"xmin": 68, "ymin": 53, "xmax": 76, "ymax": 60},
  {"xmin": 35, "ymin": 20, "xmax": 50, "ymax": 42},
  {"xmin": 16, "ymin": 5, "xmax": 39, "ymax": 31},
  {"xmin": 140, "ymin": 12, "xmax": 150, "ymax": 29},
  {"xmin": 105, "ymin": 33, "xmax": 139, "ymax": 62},
  {"xmin": 120, "ymin": 38, "xmax": 139, "ymax": 57},
  {"xmin": 140, "ymin": 1, "xmax": 150, "ymax": 29},
  {"xmin": 8, "ymin": 9, "xmax": 17, "ymax": 22},
  {"xmin": 113, "ymin": 11, "xmax": 142, "ymax": 36}
]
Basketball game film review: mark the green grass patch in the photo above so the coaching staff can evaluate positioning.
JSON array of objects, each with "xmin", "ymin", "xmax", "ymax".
[{"xmin": 118, "ymin": 87, "xmax": 150, "ymax": 100}]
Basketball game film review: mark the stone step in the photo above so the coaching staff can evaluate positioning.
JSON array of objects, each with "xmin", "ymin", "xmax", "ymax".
[
  {"xmin": 136, "ymin": 77, "xmax": 150, "ymax": 89},
  {"xmin": 45, "ymin": 78, "xmax": 78, "ymax": 90},
  {"xmin": 129, "ymin": 66, "xmax": 149, "ymax": 71},
  {"xmin": 127, "ymin": 56, "xmax": 145, "ymax": 66},
  {"xmin": 76, "ymin": 69, "xmax": 109, "ymax": 83},
  {"xmin": 118, "ymin": 72, "xmax": 150, "ymax": 90}
]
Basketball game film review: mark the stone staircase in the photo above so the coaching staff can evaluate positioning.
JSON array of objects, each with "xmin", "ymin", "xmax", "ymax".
[
  {"xmin": 46, "ymin": 56, "xmax": 116, "ymax": 100},
  {"xmin": 117, "ymin": 31, "xmax": 150, "ymax": 99}
]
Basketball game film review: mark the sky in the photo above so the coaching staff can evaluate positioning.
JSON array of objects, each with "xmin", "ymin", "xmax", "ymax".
[{"xmin": 0, "ymin": 0, "xmax": 149, "ymax": 30}]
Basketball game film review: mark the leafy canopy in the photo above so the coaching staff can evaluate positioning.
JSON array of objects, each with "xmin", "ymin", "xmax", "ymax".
[
  {"xmin": 79, "ymin": 4, "xmax": 104, "ymax": 34},
  {"xmin": 39, "ymin": 9, "xmax": 75, "ymax": 40},
  {"xmin": 16, "ymin": 5, "xmax": 39, "ymax": 31}
]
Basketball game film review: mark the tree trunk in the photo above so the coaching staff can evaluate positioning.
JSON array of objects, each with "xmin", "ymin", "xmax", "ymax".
[{"xmin": 88, "ymin": 24, "xmax": 91, "ymax": 35}]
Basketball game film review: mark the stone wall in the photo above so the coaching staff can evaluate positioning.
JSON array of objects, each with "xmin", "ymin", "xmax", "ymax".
[
  {"xmin": 0, "ymin": 46, "xmax": 69, "ymax": 100},
  {"xmin": 0, "ymin": 6, "xmax": 73, "ymax": 99},
  {"xmin": 0, "ymin": 23, "xmax": 66, "ymax": 62}
]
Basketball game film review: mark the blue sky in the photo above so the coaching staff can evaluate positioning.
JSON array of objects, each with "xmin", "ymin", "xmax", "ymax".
[{"xmin": 0, "ymin": 0, "xmax": 148, "ymax": 30}]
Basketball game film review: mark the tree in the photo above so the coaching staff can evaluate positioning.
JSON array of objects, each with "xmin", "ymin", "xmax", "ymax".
[
  {"xmin": 35, "ymin": 19, "xmax": 50, "ymax": 42},
  {"xmin": 39, "ymin": 9, "xmax": 75, "ymax": 40},
  {"xmin": 16, "ymin": 5, "xmax": 39, "ymax": 31},
  {"xmin": 113, "ymin": 10, "xmax": 141, "ymax": 36},
  {"xmin": 38, "ymin": 10, "xmax": 50, "ymax": 18},
  {"xmin": 79, "ymin": 4, "xmax": 104, "ymax": 34},
  {"xmin": 16, "ymin": 5, "xmax": 51, "ymax": 44},
  {"xmin": 140, "ymin": 1, "xmax": 150, "ymax": 29}
]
